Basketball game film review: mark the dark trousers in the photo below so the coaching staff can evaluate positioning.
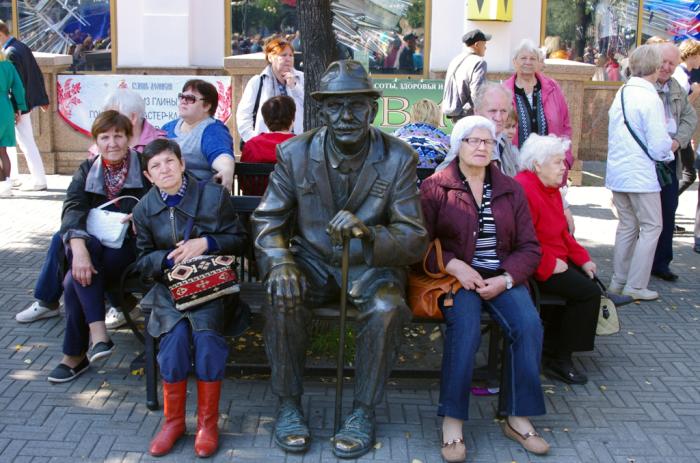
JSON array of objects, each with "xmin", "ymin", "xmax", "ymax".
[
  {"xmin": 678, "ymin": 144, "xmax": 697, "ymax": 195},
  {"xmin": 263, "ymin": 273, "xmax": 410, "ymax": 409},
  {"xmin": 157, "ymin": 319, "xmax": 229, "ymax": 382},
  {"xmin": 438, "ymin": 286, "xmax": 545, "ymax": 420},
  {"xmin": 537, "ymin": 267, "xmax": 601, "ymax": 357},
  {"xmin": 62, "ymin": 237, "xmax": 135, "ymax": 356},
  {"xmin": 652, "ymin": 160, "xmax": 679, "ymax": 274},
  {"xmin": 33, "ymin": 232, "xmax": 119, "ymax": 307},
  {"xmin": 34, "ymin": 232, "xmax": 64, "ymax": 304}
]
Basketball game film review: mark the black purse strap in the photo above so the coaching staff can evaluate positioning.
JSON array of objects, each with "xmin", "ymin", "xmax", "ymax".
[
  {"xmin": 251, "ymin": 74, "xmax": 267, "ymax": 129},
  {"xmin": 182, "ymin": 180, "xmax": 209, "ymax": 241},
  {"xmin": 620, "ymin": 86, "xmax": 654, "ymax": 163}
]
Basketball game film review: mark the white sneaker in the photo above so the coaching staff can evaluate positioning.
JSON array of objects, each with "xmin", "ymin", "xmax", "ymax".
[
  {"xmin": 622, "ymin": 287, "xmax": 659, "ymax": 301},
  {"xmin": 16, "ymin": 301, "xmax": 61, "ymax": 323},
  {"xmin": 10, "ymin": 178, "xmax": 22, "ymax": 189},
  {"xmin": 105, "ymin": 306, "xmax": 141, "ymax": 329},
  {"xmin": 19, "ymin": 182, "xmax": 47, "ymax": 191},
  {"xmin": 0, "ymin": 179, "xmax": 12, "ymax": 197}
]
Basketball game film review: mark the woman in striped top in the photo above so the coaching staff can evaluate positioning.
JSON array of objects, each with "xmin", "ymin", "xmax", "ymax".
[{"xmin": 420, "ymin": 116, "xmax": 547, "ymax": 461}]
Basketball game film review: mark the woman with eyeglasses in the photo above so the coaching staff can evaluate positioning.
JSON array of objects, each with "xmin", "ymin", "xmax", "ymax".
[
  {"xmin": 419, "ymin": 116, "xmax": 548, "ymax": 461},
  {"xmin": 236, "ymin": 36, "xmax": 304, "ymax": 144},
  {"xmin": 162, "ymin": 79, "xmax": 235, "ymax": 192}
]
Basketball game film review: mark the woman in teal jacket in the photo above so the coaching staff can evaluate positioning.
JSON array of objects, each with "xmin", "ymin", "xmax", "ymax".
[{"xmin": 0, "ymin": 52, "xmax": 26, "ymax": 197}]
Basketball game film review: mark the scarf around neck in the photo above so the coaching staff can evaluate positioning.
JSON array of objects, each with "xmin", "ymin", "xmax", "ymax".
[
  {"xmin": 102, "ymin": 154, "xmax": 129, "ymax": 200},
  {"xmin": 514, "ymin": 80, "xmax": 548, "ymax": 147}
]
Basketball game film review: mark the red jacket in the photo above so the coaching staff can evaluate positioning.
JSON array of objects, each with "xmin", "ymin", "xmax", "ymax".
[
  {"xmin": 241, "ymin": 132, "xmax": 295, "ymax": 164},
  {"xmin": 240, "ymin": 132, "xmax": 295, "ymax": 195},
  {"xmin": 515, "ymin": 170, "xmax": 590, "ymax": 281},
  {"xmin": 419, "ymin": 161, "xmax": 541, "ymax": 286}
]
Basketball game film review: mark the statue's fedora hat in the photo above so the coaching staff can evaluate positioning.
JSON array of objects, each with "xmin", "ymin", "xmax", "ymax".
[{"xmin": 311, "ymin": 59, "xmax": 382, "ymax": 100}]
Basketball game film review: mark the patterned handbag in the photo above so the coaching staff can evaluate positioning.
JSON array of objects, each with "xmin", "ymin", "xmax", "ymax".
[
  {"xmin": 165, "ymin": 255, "xmax": 240, "ymax": 311},
  {"xmin": 163, "ymin": 213, "xmax": 239, "ymax": 311}
]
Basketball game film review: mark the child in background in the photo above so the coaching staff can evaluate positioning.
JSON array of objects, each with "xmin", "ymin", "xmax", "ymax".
[{"xmin": 504, "ymin": 107, "xmax": 518, "ymax": 148}]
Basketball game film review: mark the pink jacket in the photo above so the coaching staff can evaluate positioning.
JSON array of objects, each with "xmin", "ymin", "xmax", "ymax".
[{"xmin": 503, "ymin": 72, "xmax": 573, "ymax": 168}]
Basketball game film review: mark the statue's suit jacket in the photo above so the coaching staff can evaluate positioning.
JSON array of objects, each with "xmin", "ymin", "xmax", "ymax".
[{"xmin": 252, "ymin": 126, "xmax": 429, "ymax": 299}]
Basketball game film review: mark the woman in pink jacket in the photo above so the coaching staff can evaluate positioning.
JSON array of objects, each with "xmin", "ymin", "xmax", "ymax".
[{"xmin": 503, "ymin": 39, "xmax": 573, "ymax": 173}]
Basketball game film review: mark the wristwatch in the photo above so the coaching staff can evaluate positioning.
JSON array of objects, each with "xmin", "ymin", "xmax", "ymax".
[{"xmin": 503, "ymin": 272, "xmax": 513, "ymax": 290}]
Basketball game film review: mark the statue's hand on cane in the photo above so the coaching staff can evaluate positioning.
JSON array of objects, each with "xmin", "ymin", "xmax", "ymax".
[
  {"xmin": 327, "ymin": 210, "xmax": 371, "ymax": 245},
  {"xmin": 267, "ymin": 264, "xmax": 307, "ymax": 312}
]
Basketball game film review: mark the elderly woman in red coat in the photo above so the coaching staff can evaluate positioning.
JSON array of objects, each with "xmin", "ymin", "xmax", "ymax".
[
  {"xmin": 420, "ymin": 115, "xmax": 548, "ymax": 462},
  {"xmin": 515, "ymin": 134, "xmax": 601, "ymax": 386}
]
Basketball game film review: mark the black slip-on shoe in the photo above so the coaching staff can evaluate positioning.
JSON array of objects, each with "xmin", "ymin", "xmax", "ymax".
[
  {"xmin": 88, "ymin": 340, "xmax": 115, "ymax": 363},
  {"xmin": 48, "ymin": 357, "xmax": 90, "ymax": 383}
]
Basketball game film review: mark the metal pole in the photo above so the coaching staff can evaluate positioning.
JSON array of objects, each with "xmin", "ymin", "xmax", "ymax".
[{"xmin": 334, "ymin": 236, "xmax": 351, "ymax": 434}]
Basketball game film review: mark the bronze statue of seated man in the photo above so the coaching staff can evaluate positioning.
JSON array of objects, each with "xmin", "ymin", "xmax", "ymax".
[{"xmin": 252, "ymin": 59, "xmax": 428, "ymax": 459}]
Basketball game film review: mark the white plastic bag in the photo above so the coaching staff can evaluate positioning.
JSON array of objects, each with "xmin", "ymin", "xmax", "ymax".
[{"xmin": 86, "ymin": 195, "xmax": 139, "ymax": 249}]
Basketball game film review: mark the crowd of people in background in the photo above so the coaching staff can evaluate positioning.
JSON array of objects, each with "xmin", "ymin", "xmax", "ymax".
[{"xmin": 2, "ymin": 24, "xmax": 700, "ymax": 463}]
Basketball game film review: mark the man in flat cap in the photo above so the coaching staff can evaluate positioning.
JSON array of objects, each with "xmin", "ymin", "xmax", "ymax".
[
  {"xmin": 252, "ymin": 60, "xmax": 428, "ymax": 458},
  {"xmin": 441, "ymin": 28, "xmax": 491, "ymax": 122}
]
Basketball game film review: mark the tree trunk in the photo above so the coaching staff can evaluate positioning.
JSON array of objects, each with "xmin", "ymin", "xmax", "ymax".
[
  {"xmin": 574, "ymin": 0, "xmax": 590, "ymax": 60},
  {"xmin": 298, "ymin": 0, "xmax": 337, "ymax": 130}
]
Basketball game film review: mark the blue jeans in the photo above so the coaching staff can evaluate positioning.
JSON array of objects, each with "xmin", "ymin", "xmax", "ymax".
[
  {"xmin": 33, "ymin": 232, "xmax": 64, "ymax": 304},
  {"xmin": 158, "ymin": 319, "xmax": 229, "ymax": 382},
  {"xmin": 652, "ymin": 160, "xmax": 679, "ymax": 274},
  {"xmin": 438, "ymin": 286, "xmax": 546, "ymax": 420},
  {"xmin": 35, "ymin": 232, "xmax": 122, "ymax": 308}
]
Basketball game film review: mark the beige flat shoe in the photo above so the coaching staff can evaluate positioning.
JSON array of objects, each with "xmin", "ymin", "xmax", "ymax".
[
  {"xmin": 440, "ymin": 438, "xmax": 466, "ymax": 462},
  {"xmin": 503, "ymin": 420, "xmax": 550, "ymax": 455}
]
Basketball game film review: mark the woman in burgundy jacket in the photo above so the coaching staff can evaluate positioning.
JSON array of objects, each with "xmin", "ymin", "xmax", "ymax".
[
  {"xmin": 420, "ymin": 116, "xmax": 548, "ymax": 461},
  {"xmin": 515, "ymin": 134, "xmax": 601, "ymax": 386}
]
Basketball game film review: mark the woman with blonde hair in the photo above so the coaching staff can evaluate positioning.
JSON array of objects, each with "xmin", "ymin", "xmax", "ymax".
[
  {"xmin": 606, "ymin": 44, "xmax": 673, "ymax": 300},
  {"xmin": 236, "ymin": 36, "xmax": 304, "ymax": 143},
  {"xmin": 394, "ymin": 98, "xmax": 450, "ymax": 168}
]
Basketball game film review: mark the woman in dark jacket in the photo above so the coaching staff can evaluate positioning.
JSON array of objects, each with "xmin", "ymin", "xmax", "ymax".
[
  {"xmin": 132, "ymin": 139, "xmax": 248, "ymax": 458},
  {"xmin": 48, "ymin": 110, "xmax": 147, "ymax": 384},
  {"xmin": 420, "ymin": 116, "xmax": 547, "ymax": 462}
]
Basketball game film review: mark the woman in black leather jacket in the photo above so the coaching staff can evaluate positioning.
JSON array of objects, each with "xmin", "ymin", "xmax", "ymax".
[
  {"xmin": 48, "ymin": 110, "xmax": 147, "ymax": 384},
  {"xmin": 132, "ymin": 139, "xmax": 247, "ymax": 458}
]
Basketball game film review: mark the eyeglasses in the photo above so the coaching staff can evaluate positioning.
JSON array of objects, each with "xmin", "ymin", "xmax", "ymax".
[
  {"xmin": 178, "ymin": 93, "xmax": 205, "ymax": 104},
  {"xmin": 462, "ymin": 137, "xmax": 496, "ymax": 148}
]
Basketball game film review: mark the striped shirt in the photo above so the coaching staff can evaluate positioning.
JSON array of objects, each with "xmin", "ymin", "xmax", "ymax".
[{"xmin": 460, "ymin": 170, "xmax": 500, "ymax": 276}]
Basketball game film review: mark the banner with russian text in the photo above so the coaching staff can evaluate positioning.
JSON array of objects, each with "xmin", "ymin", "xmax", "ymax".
[
  {"xmin": 56, "ymin": 74, "xmax": 232, "ymax": 136},
  {"xmin": 372, "ymin": 79, "xmax": 452, "ymax": 134}
]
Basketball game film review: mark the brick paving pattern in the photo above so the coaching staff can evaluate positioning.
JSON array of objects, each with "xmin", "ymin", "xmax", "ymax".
[{"xmin": 0, "ymin": 173, "xmax": 698, "ymax": 462}]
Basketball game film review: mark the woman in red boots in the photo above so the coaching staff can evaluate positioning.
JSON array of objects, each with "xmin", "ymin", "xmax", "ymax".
[{"xmin": 133, "ymin": 139, "xmax": 248, "ymax": 457}]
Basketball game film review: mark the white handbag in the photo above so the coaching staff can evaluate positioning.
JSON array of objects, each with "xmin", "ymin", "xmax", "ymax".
[
  {"xmin": 596, "ymin": 295, "xmax": 620, "ymax": 336},
  {"xmin": 86, "ymin": 195, "xmax": 140, "ymax": 249},
  {"xmin": 594, "ymin": 276, "xmax": 621, "ymax": 336}
]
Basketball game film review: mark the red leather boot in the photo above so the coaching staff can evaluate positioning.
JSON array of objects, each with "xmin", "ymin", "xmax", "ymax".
[
  {"xmin": 194, "ymin": 380, "xmax": 222, "ymax": 457},
  {"xmin": 149, "ymin": 380, "xmax": 187, "ymax": 456}
]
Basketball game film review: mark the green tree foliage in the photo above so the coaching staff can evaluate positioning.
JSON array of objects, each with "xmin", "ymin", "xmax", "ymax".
[
  {"xmin": 406, "ymin": 0, "xmax": 425, "ymax": 29},
  {"xmin": 545, "ymin": 0, "xmax": 595, "ymax": 59}
]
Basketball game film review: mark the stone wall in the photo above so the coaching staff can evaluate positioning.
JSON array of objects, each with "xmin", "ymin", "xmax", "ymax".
[
  {"xmin": 31, "ymin": 55, "xmax": 687, "ymax": 184},
  {"xmin": 580, "ymin": 83, "xmax": 618, "ymax": 162}
]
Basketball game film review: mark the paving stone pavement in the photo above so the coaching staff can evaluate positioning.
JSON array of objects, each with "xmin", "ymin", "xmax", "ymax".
[{"xmin": 0, "ymin": 174, "xmax": 699, "ymax": 463}]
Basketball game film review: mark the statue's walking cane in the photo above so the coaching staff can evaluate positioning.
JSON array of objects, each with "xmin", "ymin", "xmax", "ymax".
[{"xmin": 334, "ymin": 236, "xmax": 351, "ymax": 434}]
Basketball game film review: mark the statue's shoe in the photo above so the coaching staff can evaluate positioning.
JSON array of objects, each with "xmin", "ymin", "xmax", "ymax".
[
  {"xmin": 332, "ymin": 407, "xmax": 376, "ymax": 459},
  {"xmin": 273, "ymin": 398, "xmax": 310, "ymax": 453}
]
